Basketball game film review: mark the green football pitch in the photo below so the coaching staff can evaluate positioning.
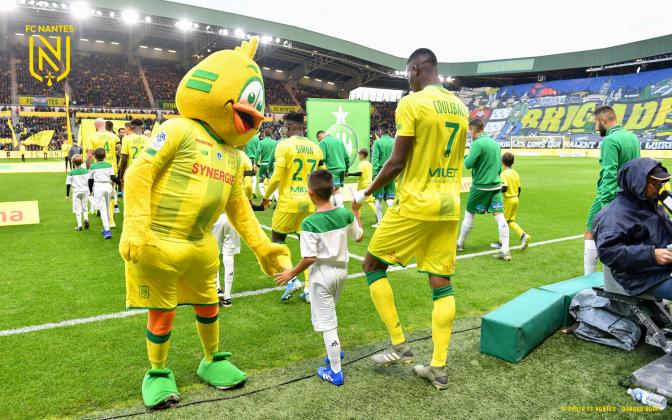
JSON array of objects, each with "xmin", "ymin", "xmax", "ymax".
[{"xmin": 0, "ymin": 157, "xmax": 667, "ymax": 419}]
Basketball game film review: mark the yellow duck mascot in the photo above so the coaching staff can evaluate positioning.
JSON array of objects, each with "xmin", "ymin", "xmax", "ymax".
[{"xmin": 119, "ymin": 37, "xmax": 290, "ymax": 409}]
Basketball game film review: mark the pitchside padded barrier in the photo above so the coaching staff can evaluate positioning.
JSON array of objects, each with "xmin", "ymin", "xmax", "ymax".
[
  {"xmin": 480, "ymin": 289, "xmax": 564, "ymax": 363},
  {"xmin": 538, "ymin": 272, "xmax": 604, "ymax": 327}
]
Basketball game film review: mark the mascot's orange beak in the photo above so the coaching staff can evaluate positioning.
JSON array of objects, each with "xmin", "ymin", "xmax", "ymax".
[{"xmin": 232, "ymin": 102, "xmax": 265, "ymax": 134}]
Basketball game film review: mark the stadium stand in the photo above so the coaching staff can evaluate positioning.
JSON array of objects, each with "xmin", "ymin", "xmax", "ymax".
[
  {"xmin": 142, "ymin": 59, "xmax": 184, "ymax": 102},
  {"xmin": 17, "ymin": 115, "xmax": 67, "ymax": 146},
  {"xmin": 264, "ymin": 78, "xmax": 295, "ymax": 106},
  {"xmin": 371, "ymin": 101, "xmax": 396, "ymax": 130},
  {"xmin": 69, "ymin": 53, "xmax": 149, "ymax": 108},
  {"xmin": 15, "ymin": 48, "xmax": 66, "ymax": 97},
  {"xmin": 0, "ymin": 54, "xmax": 11, "ymax": 104},
  {"xmin": 293, "ymin": 84, "xmax": 337, "ymax": 109}
]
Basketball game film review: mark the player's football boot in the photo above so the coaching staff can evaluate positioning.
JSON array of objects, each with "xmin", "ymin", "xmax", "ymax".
[
  {"xmin": 371, "ymin": 223, "xmax": 379, "ymax": 228},
  {"xmin": 84, "ymin": 220, "xmax": 89, "ymax": 229},
  {"xmin": 370, "ymin": 343, "xmax": 414, "ymax": 366},
  {"xmin": 317, "ymin": 366, "xmax": 344, "ymax": 386},
  {"xmin": 221, "ymin": 298, "xmax": 232, "ymax": 308},
  {"xmin": 493, "ymin": 251, "xmax": 511, "ymax": 261},
  {"xmin": 521, "ymin": 233, "xmax": 531, "ymax": 250},
  {"xmin": 280, "ymin": 278, "xmax": 303, "ymax": 302},
  {"xmin": 75, "ymin": 226, "xmax": 83, "ymax": 231},
  {"xmin": 490, "ymin": 242, "xmax": 502, "ymax": 249},
  {"xmin": 413, "ymin": 364, "xmax": 449, "ymax": 390},
  {"xmin": 142, "ymin": 368, "xmax": 181, "ymax": 409},
  {"xmin": 299, "ymin": 290, "xmax": 311, "ymax": 303},
  {"xmin": 197, "ymin": 351, "xmax": 247, "ymax": 390},
  {"xmin": 103, "ymin": 230, "xmax": 113, "ymax": 240},
  {"xmin": 324, "ymin": 350, "xmax": 345, "ymax": 366},
  {"xmin": 217, "ymin": 288, "xmax": 226, "ymax": 307},
  {"xmin": 456, "ymin": 242, "xmax": 465, "ymax": 251}
]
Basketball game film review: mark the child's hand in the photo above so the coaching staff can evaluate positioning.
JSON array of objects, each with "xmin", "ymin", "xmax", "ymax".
[{"xmin": 273, "ymin": 269, "xmax": 294, "ymax": 285}]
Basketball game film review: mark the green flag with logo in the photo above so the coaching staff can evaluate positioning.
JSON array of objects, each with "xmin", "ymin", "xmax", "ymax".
[{"xmin": 306, "ymin": 99, "xmax": 370, "ymax": 172}]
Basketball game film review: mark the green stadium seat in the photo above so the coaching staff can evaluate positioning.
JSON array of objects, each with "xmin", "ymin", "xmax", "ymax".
[
  {"xmin": 538, "ymin": 272, "xmax": 604, "ymax": 327},
  {"xmin": 480, "ymin": 288, "xmax": 564, "ymax": 363}
]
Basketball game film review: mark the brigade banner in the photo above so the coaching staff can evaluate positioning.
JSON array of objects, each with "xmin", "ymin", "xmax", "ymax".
[
  {"xmin": 457, "ymin": 68, "xmax": 672, "ymax": 152},
  {"xmin": 509, "ymin": 136, "xmax": 565, "ymax": 149},
  {"xmin": 306, "ymin": 99, "xmax": 371, "ymax": 172}
]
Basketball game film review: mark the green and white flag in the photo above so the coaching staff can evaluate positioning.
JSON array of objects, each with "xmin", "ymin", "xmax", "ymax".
[{"xmin": 306, "ymin": 99, "xmax": 370, "ymax": 172}]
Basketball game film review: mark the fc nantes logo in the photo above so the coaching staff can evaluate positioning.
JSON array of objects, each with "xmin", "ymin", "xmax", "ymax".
[
  {"xmin": 26, "ymin": 24, "xmax": 74, "ymax": 86},
  {"xmin": 326, "ymin": 105, "xmax": 358, "ymax": 166}
]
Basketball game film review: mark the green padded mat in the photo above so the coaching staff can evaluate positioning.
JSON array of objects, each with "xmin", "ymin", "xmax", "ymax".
[
  {"xmin": 539, "ymin": 272, "xmax": 604, "ymax": 327},
  {"xmin": 480, "ymin": 288, "xmax": 564, "ymax": 363}
]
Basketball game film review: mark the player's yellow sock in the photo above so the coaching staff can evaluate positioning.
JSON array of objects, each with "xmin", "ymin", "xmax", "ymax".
[
  {"xmin": 367, "ymin": 271, "xmax": 405, "ymax": 345},
  {"xmin": 195, "ymin": 305, "xmax": 219, "ymax": 361},
  {"xmin": 508, "ymin": 221, "xmax": 524, "ymax": 238},
  {"xmin": 430, "ymin": 286, "xmax": 456, "ymax": 367},
  {"xmin": 146, "ymin": 310, "xmax": 175, "ymax": 369}
]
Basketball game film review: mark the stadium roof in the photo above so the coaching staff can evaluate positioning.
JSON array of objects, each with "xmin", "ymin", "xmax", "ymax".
[{"xmin": 3, "ymin": 0, "xmax": 672, "ymax": 90}]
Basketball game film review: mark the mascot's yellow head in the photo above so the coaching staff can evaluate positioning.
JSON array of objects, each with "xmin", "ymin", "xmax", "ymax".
[{"xmin": 176, "ymin": 37, "xmax": 265, "ymax": 147}]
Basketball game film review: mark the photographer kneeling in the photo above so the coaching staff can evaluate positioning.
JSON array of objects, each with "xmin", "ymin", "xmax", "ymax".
[{"xmin": 594, "ymin": 158, "xmax": 672, "ymax": 299}]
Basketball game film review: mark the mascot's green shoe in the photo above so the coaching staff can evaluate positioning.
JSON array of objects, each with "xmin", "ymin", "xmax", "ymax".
[
  {"xmin": 197, "ymin": 351, "xmax": 247, "ymax": 390},
  {"xmin": 142, "ymin": 368, "xmax": 181, "ymax": 409}
]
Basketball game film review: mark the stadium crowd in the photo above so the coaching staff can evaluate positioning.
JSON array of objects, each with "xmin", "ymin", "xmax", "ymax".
[
  {"xmin": 15, "ymin": 48, "xmax": 66, "ymax": 97},
  {"xmin": 264, "ymin": 78, "xmax": 295, "ymax": 106},
  {"xmin": 293, "ymin": 84, "xmax": 337, "ymax": 109},
  {"xmin": 69, "ymin": 53, "xmax": 149, "ymax": 108},
  {"xmin": 0, "ymin": 55, "xmax": 11, "ymax": 104},
  {"xmin": 142, "ymin": 60, "xmax": 184, "ymax": 102}
]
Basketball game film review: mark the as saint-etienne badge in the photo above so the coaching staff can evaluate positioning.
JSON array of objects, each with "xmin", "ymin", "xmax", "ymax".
[{"xmin": 326, "ymin": 105, "xmax": 357, "ymax": 164}]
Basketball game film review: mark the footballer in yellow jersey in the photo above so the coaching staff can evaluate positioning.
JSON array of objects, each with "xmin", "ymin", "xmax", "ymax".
[
  {"xmin": 118, "ymin": 119, "xmax": 150, "ymax": 180},
  {"xmin": 350, "ymin": 148, "xmax": 376, "ymax": 218},
  {"xmin": 263, "ymin": 116, "xmax": 324, "ymax": 236},
  {"xmin": 261, "ymin": 112, "xmax": 323, "ymax": 302},
  {"xmin": 85, "ymin": 119, "xmax": 119, "ymax": 172},
  {"xmin": 353, "ymin": 48, "xmax": 467, "ymax": 388},
  {"xmin": 499, "ymin": 152, "xmax": 531, "ymax": 249}
]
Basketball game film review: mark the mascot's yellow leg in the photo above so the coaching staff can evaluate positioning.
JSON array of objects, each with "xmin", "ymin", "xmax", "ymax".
[
  {"xmin": 146, "ymin": 310, "xmax": 176, "ymax": 368},
  {"xmin": 194, "ymin": 305, "xmax": 219, "ymax": 361}
]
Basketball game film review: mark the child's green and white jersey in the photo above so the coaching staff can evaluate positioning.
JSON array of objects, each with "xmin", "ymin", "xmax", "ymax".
[
  {"xmin": 300, "ymin": 207, "xmax": 363, "ymax": 268},
  {"xmin": 89, "ymin": 161, "xmax": 115, "ymax": 184},
  {"xmin": 66, "ymin": 167, "xmax": 89, "ymax": 193}
]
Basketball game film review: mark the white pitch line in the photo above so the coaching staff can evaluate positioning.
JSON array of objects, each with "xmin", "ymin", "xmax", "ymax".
[
  {"xmin": 0, "ymin": 285, "xmax": 284, "ymax": 337},
  {"xmin": 0, "ymin": 234, "xmax": 583, "ymax": 337}
]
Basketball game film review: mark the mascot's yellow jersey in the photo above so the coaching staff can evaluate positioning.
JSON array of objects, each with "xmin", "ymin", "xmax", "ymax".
[
  {"xmin": 265, "ymin": 135, "xmax": 323, "ymax": 213},
  {"xmin": 121, "ymin": 133, "xmax": 149, "ymax": 167},
  {"xmin": 138, "ymin": 117, "xmax": 244, "ymax": 242},
  {"xmin": 394, "ymin": 85, "xmax": 469, "ymax": 221},
  {"xmin": 239, "ymin": 149, "xmax": 254, "ymax": 200},
  {"xmin": 85, "ymin": 131, "xmax": 119, "ymax": 172}
]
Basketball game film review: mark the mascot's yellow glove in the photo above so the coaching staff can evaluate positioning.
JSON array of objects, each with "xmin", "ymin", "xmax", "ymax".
[
  {"xmin": 119, "ymin": 159, "xmax": 161, "ymax": 263},
  {"xmin": 226, "ymin": 196, "xmax": 290, "ymax": 276}
]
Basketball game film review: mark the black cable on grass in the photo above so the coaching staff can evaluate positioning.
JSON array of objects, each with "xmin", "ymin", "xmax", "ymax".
[{"xmin": 99, "ymin": 326, "xmax": 482, "ymax": 419}]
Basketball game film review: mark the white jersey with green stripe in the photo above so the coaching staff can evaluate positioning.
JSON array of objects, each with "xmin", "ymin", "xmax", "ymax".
[
  {"xmin": 67, "ymin": 167, "xmax": 89, "ymax": 193},
  {"xmin": 138, "ymin": 117, "xmax": 245, "ymax": 242},
  {"xmin": 89, "ymin": 161, "xmax": 115, "ymax": 184},
  {"xmin": 300, "ymin": 207, "xmax": 363, "ymax": 268}
]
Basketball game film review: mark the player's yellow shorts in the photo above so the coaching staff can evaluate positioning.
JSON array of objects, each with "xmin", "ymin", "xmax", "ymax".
[
  {"xmin": 504, "ymin": 196, "xmax": 519, "ymax": 222},
  {"xmin": 368, "ymin": 207, "xmax": 458, "ymax": 277},
  {"xmin": 125, "ymin": 234, "xmax": 219, "ymax": 309},
  {"xmin": 272, "ymin": 210, "xmax": 311, "ymax": 235}
]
